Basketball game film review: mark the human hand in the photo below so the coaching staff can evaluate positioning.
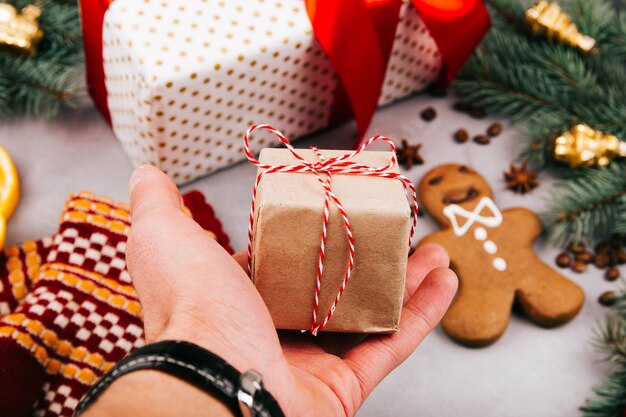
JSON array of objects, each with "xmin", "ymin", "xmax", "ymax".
[{"xmin": 126, "ymin": 165, "xmax": 458, "ymax": 417}]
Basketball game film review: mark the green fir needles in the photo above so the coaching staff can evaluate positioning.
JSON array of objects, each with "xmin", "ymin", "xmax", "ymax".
[
  {"xmin": 454, "ymin": 0, "xmax": 626, "ymax": 246},
  {"xmin": 582, "ymin": 287, "xmax": 626, "ymax": 417},
  {"xmin": 0, "ymin": 0, "xmax": 83, "ymax": 117},
  {"xmin": 544, "ymin": 162, "xmax": 626, "ymax": 246}
]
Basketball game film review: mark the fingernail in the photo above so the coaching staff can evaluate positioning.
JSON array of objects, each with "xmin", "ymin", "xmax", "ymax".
[{"xmin": 129, "ymin": 165, "xmax": 147, "ymax": 194}]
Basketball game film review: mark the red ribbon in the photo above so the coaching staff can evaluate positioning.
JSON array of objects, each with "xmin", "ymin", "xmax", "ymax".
[
  {"xmin": 80, "ymin": 0, "xmax": 113, "ymax": 124},
  {"xmin": 412, "ymin": 0, "xmax": 490, "ymax": 81},
  {"xmin": 244, "ymin": 124, "xmax": 418, "ymax": 334},
  {"xmin": 307, "ymin": 0, "xmax": 490, "ymax": 142}
]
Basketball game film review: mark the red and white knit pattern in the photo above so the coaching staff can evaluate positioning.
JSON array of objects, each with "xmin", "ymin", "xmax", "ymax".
[
  {"xmin": 0, "ymin": 238, "xmax": 53, "ymax": 316},
  {"xmin": 0, "ymin": 190, "xmax": 230, "ymax": 417}
]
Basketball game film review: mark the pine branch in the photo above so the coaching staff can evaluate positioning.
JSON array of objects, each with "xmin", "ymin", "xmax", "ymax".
[
  {"xmin": 0, "ymin": 0, "xmax": 84, "ymax": 117},
  {"xmin": 582, "ymin": 287, "xmax": 626, "ymax": 417},
  {"xmin": 455, "ymin": 0, "xmax": 626, "ymax": 246},
  {"xmin": 543, "ymin": 162, "xmax": 626, "ymax": 246}
]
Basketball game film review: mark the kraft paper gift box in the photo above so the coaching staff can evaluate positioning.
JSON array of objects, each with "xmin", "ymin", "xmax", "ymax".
[{"xmin": 250, "ymin": 148, "xmax": 412, "ymax": 333}]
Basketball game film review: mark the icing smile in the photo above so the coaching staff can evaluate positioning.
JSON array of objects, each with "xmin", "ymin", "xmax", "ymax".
[{"xmin": 442, "ymin": 187, "xmax": 479, "ymax": 205}]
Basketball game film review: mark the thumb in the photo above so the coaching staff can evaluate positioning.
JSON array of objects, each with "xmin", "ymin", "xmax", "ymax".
[
  {"xmin": 126, "ymin": 165, "xmax": 194, "ymax": 341},
  {"xmin": 129, "ymin": 165, "xmax": 182, "ymax": 220}
]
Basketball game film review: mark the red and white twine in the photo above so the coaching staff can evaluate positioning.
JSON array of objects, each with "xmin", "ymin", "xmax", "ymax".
[{"xmin": 245, "ymin": 124, "xmax": 418, "ymax": 335}]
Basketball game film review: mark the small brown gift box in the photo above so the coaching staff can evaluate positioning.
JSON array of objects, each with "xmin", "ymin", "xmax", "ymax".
[{"xmin": 250, "ymin": 148, "xmax": 412, "ymax": 333}]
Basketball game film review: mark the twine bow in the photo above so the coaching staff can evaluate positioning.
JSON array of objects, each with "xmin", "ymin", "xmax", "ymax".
[{"xmin": 245, "ymin": 124, "xmax": 418, "ymax": 335}]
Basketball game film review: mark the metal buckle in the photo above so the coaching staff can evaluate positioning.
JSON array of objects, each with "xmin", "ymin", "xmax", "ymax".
[{"xmin": 237, "ymin": 370, "xmax": 263, "ymax": 417}]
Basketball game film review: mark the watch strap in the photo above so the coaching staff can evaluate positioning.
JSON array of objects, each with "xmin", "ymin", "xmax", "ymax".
[{"xmin": 73, "ymin": 340, "xmax": 284, "ymax": 417}]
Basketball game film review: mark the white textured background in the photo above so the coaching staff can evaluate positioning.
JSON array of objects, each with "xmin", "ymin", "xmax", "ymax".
[{"xmin": 0, "ymin": 92, "xmax": 614, "ymax": 416}]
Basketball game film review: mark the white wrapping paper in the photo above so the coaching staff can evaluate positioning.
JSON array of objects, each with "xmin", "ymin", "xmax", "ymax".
[{"xmin": 103, "ymin": 0, "xmax": 441, "ymax": 183}]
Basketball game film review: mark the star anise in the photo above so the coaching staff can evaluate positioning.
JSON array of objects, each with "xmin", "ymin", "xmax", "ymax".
[
  {"xmin": 503, "ymin": 161, "xmax": 539, "ymax": 194},
  {"xmin": 396, "ymin": 139, "xmax": 424, "ymax": 170}
]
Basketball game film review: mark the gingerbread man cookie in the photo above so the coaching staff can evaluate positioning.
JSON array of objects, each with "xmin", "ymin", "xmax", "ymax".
[{"xmin": 418, "ymin": 164, "xmax": 584, "ymax": 347}]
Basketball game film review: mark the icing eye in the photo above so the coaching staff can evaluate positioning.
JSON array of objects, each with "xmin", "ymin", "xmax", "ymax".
[
  {"xmin": 428, "ymin": 175, "xmax": 443, "ymax": 185},
  {"xmin": 458, "ymin": 166, "xmax": 470, "ymax": 173}
]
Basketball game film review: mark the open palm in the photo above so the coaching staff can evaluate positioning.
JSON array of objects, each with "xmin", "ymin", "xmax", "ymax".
[{"xmin": 126, "ymin": 165, "xmax": 457, "ymax": 417}]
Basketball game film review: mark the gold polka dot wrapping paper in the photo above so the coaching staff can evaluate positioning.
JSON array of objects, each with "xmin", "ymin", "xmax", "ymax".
[{"xmin": 100, "ymin": 0, "xmax": 442, "ymax": 184}]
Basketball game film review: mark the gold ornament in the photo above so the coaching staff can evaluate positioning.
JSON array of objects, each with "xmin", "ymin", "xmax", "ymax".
[
  {"xmin": 0, "ymin": 3, "xmax": 44, "ymax": 55},
  {"xmin": 525, "ymin": 1, "xmax": 596, "ymax": 52},
  {"xmin": 554, "ymin": 124, "xmax": 626, "ymax": 168}
]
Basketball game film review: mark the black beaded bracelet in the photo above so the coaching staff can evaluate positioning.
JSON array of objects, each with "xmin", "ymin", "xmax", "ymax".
[{"xmin": 74, "ymin": 340, "xmax": 285, "ymax": 417}]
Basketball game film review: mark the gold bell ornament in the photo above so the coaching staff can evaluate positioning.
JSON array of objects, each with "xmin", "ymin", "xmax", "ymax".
[
  {"xmin": 525, "ymin": 1, "xmax": 596, "ymax": 52},
  {"xmin": 554, "ymin": 124, "xmax": 626, "ymax": 168},
  {"xmin": 0, "ymin": 3, "xmax": 44, "ymax": 55}
]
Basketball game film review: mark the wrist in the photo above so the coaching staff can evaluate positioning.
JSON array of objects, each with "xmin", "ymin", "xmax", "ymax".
[
  {"xmin": 155, "ymin": 312, "xmax": 255, "ymax": 374},
  {"xmin": 153, "ymin": 322, "xmax": 292, "ymax": 416},
  {"xmin": 148, "ymin": 310, "xmax": 293, "ymax": 414},
  {"xmin": 82, "ymin": 370, "xmax": 235, "ymax": 417}
]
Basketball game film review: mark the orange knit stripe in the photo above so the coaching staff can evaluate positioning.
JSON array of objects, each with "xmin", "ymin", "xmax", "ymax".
[
  {"xmin": 66, "ymin": 198, "xmax": 131, "ymax": 223},
  {"xmin": 60, "ymin": 210, "xmax": 131, "ymax": 236},
  {"xmin": 0, "ymin": 325, "xmax": 106, "ymax": 385},
  {"xmin": 66, "ymin": 192, "xmax": 130, "ymax": 214},
  {"xmin": 4, "ymin": 244, "xmax": 19, "ymax": 257},
  {"xmin": 63, "ymin": 192, "xmax": 197, "ymax": 227},
  {"xmin": 66, "ymin": 192, "xmax": 191, "ymax": 223},
  {"xmin": 66, "ymin": 191, "xmax": 129, "ymax": 209},
  {"xmin": 35, "ymin": 267, "xmax": 142, "ymax": 317},
  {"xmin": 2, "ymin": 314, "xmax": 114, "ymax": 374},
  {"xmin": 23, "ymin": 240, "xmax": 44, "ymax": 281},
  {"xmin": 4, "ymin": 240, "xmax": 44, "ymax": 303},
  {"xmin": 41, "ymin": 264, "xmax": 137, "ymax": 299}
]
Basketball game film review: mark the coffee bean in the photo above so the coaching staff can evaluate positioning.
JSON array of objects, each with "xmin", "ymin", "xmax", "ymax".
[
  {"xmin": 469, "ymin": 107, "xmax": 487, "ymax": 119},
  {"xmin": 595, "ymin": 241, "xmax": 610, "ymax": 254},
  {"xmin": 616, "ymin": 249, "xmax": 626, "ymax": 264},
  {"xmin": 605, "ymin": 267, "xmax": 620, "ymax": 281},
  {"xmin": 594, "ymin": 252, "xmax": 610, "ymax": 269},
  {"xmin": 412, "ymin": 208, "xmax": 425, "ymax": 217},
  {"xmin": 555, "ymin": 252, "xmax": 571, "ymax": 268},
  {"xmin": 568, "ymin": 241, "xmax": 586, "ymax": 254},
  {"xmin": 599, "ymin": 290, "xmax": 617, "ymax": 307},
  {"xmin": 453, "ymin": 129, "xmax": 469, "ymax": 143},
  {"xmin": 571, "ymin": 261, "xmax": 587, "ymax": 273},
  {"xmin": 487, "ymin": 123, "xmax": 503, "ymax": 137},
  {"xmin": 610, "ymin": 234, "xmax": 623, "ymax": 248},
  {"xmin": 575, "ymin": 251, "xmax": 594, "ymax": 264},
  {"xmin": 473, "ymin": 134, "xmax": 490, "ymax": 145},
  {"xmin": 421, "ymin": 107, "xmax": 437, "ymax": 121},
  {"xmin": 452, "ymin": 101, "xmax": 469, "ymax": 112}
]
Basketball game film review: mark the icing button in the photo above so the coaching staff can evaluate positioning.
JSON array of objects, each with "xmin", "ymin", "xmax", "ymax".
[
  {"xmin": 483, "ymin": 240, "xmax": 497, "ymax": 254},
  {"xmin": 474, "ymin": 227, "xmax": 487, "ymax": 241},
  {"xmin": 493, "ymin": 257, "xmax": 507, "ymax": 271}
]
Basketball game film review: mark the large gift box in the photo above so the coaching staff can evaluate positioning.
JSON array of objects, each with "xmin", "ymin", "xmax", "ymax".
[
  {"xmin": 81, "ymin": 0, "xmax": 489, "ymax": 184},
  {"xmin": 246, "ymin": 126, "xmax": 418, "ymax": 333}
]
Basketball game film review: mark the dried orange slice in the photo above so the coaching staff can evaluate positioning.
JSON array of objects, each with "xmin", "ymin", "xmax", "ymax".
[
  {"xmin": 0, "ymin": 146, "xmax": 19, "ymax": 247},
  {"xmin": 0, "ymin": 217, "xmax": 5, "ymax": 249}
]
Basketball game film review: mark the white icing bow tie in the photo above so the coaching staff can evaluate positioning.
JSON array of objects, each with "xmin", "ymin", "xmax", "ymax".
[{"xmin": 442, "ymin": 197, "xmax": 503, "ymax": 237}]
